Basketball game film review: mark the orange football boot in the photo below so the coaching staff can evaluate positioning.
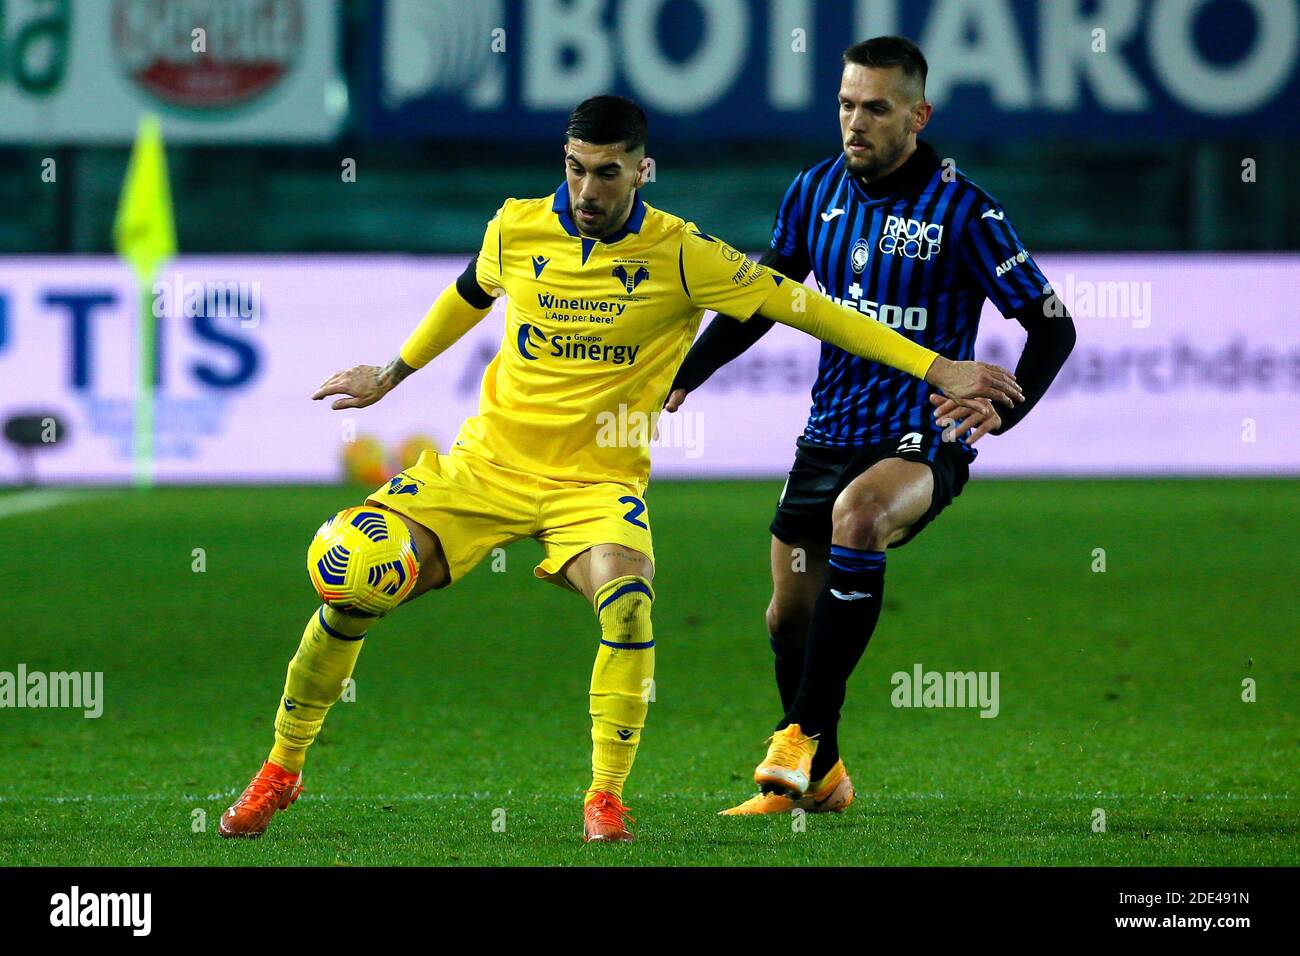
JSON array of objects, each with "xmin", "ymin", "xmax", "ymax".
[
  {"xmin": 583, "ymin": 791, "xmax": 635, "ymax": 843},
  {"xmin": 754, "ymin": 723, "xmax": 818, "ymax": 797},
  {"xmin": 218, "ymin": 760, "xmax": 304, "ymax": 839},
  {"xmin": 720, "ymin": 760, "xmax": 855, "ymax": 815},
  {"xmin": 797, "ymin": 759, "xmax": 855, "ymax": 813}
]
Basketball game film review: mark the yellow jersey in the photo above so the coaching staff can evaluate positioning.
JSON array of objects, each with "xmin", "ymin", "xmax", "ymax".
[{"xmin": 449, "ymin": 184, "xmax": 785, "ymax": 487}]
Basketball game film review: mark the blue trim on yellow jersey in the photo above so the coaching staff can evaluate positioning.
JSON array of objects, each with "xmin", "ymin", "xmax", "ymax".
[{"xmin": 551, "ymin": 183, "xmax": 646, "ymax": 245}]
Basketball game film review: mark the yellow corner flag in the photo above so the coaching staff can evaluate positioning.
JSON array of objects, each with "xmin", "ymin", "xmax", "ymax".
[
  {"xmin": 114, "ymin": 114, "xmax": 176, "ymax": 489},
  {"xmin": 114, "ymin": 114, "xmax": 176, "ymax": 283}
]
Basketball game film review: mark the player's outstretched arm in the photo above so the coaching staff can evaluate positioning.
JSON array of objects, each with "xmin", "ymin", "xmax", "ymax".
[
  {"xmin": 312, "ymin": 356, "xmax": 418, "ymax": 410},
  {"xmin": 756, "ymin": 279, "xmax": 1024, "ymax": 407},
  {"xmin": 927, "ymin": 291, "xmax": 1077, "ymax": 442},
  {"xmin": 311, "ymin": 274, "xmax": 495, "ymax": 410},
  {"xmin": 665, "ymin": 247, "xmax": 807, "ymax": 412}
]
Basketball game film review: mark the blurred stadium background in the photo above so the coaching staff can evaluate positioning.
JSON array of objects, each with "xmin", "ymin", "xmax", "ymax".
[
  {"xmin": 2, "ymin": 0, "xmax": 1298, "ymax": 483},
  {"xmin": 1, "ymin": 0, "xmax": 1296, "ymax": 866}
]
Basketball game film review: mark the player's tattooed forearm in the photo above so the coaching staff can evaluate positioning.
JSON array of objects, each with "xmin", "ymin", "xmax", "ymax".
[{"xmin": 378, "ymin": 357, "xmax": 417, "ymax": 390}]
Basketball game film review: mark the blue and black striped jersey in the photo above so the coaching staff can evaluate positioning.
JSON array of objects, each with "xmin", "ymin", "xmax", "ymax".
[{"xmin": 771, "ymin": 141, "xmax": 1049, "ymax": 453}]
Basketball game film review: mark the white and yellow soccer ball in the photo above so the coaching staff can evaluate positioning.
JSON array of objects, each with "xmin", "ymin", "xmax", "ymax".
[{"xmin": 306, "ymin": 506, "xmax": 420, "ymax": 616}]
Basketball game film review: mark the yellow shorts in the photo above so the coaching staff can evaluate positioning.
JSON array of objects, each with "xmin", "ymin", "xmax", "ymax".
[{"xmin": 367, "ymin": 449, "xmax": 655, "ymax": 589}]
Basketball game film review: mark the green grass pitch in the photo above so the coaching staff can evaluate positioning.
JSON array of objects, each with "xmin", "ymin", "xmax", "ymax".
[{"xmin": 1, "ymin": 479, "xmax": 1296, "ymax": 866}]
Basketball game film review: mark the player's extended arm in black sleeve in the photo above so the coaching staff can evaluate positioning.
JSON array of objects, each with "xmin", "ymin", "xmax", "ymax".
[
  {"xmin": 992, "ymin": 291, "xmax": 1077, "ymax": 433},
  {"xmin": 669, "ymin": 247, "xmax": 809, "ymax": 395}
]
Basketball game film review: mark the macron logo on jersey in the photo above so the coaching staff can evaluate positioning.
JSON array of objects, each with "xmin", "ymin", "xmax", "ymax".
[{"xmin": 532, "ymin": 255, "xmax": 550, "ymax": 277}]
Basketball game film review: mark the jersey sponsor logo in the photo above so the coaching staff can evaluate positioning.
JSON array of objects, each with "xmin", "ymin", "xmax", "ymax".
[
  {"xmin": 995, "ymin": 249, "xmax": 1031, "ymax": 277},
  {"xmin": 726, "ymin": 250, "xmax": 769, "ymax": 288},
  {"xmin": 516, "ymin": 323, "xmax": 640, "ymax": 366},
  {"xmin": 850, "ymin": 238, "xmax": 870, "ymax": 274},
  {"xmin": 612, "ymin": 263, "xmax": 649, "ymax": 293},
  {"xmin": 821, "ymin": 208, "xmax": 846, "ymax": 222},
  {"xmin": 532, "ymin": 254, "xmax": 550, "ymax": 277},
  {"xmin": 879, "ymin": 215, "xmax": 944, "ymax": 260},
  {"xmin": 517, "ymin": 322, "xmax": 548, "ymax": 359},
  {"xmin": 981, "ymin": 208, "xmax": 1005, "ymax": 221},
  {"xmin": 825, "ymin": 283, "xmax": 929, "ymax": 331},
  {"xmin": 535, "ymin": 292, "xmax": 628, "ymax": 323}
]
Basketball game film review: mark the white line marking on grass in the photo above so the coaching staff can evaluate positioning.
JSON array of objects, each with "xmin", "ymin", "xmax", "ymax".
[{"xmin": 0, "ymin": 489, "xmax": 103, "ymax": 520}]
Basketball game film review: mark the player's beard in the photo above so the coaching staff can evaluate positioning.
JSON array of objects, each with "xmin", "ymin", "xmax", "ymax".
[
  {"xmin": 575, "ymin": 189, "xmax": 634, "ymax": 239},
  {"xmin": 844, "ymin": 133, "xmax": 908, "ymax": 182}
]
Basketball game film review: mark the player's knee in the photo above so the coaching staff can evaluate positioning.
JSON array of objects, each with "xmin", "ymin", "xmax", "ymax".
[
  {"xmin": 306, "ymin": 506, "xmax": 421, "ymax": 618},
  {"xmin": 594, "ymin": 576, "xmax": 655, "ymax": 644},
  {"xmin": 831, "ymin": 499, "xmax": 893, "ymax": 550}
]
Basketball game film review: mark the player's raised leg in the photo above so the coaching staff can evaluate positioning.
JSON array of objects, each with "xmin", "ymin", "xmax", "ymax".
[
  {"xmin": 770, "ymin": 458, "xmax": 932, "ymax": 796},
  {"xmin": 563, "ymin": 543, "xmax": 655, "ymax": 843},
  {"xmin": 219, "ymin": 503, "xmax": 448, "ymax": 838}
]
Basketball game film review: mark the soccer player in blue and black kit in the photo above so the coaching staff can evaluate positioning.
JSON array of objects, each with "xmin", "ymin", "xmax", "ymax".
[{"xmin": 666, "ymin": 36, "xmax": 1077, "ymax": 814}]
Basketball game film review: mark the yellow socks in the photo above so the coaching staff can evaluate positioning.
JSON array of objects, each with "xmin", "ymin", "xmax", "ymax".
[
  {"xmin": 269, "ymin": 606, "xmax": 370, "ymax": 774},
  {"xmin": 587, "ymin": 575, "xmax": 655, "ymax": 800}
]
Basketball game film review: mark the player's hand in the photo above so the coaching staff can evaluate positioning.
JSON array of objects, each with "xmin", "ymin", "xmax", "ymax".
[
  {"xmin": 663, "ymin": 388, "xmax": 688, "ymax": 412},
  {"xmin": 929, "ymin": 393, "xmax": 1001, "ymax": 445},
  {"xmin": 925, "ymin": 357, "xmax": 1022, "ymax": 408},
  {"xmin": 312, "ymin": 365, "xmax": 391, "ymax": 410}
]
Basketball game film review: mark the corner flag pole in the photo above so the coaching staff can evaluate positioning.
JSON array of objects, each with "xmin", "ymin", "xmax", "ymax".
[{"xmin": 113, "ymin": 114, "xmax": 176, "ymax": 490}]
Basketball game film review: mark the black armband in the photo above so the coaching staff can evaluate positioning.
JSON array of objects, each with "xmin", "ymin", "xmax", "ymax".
[
  {"xmin": 994, "ymin": 292, "xmax": 1077, "ymax": 433},
  {"xmin": 455, "ymin": 255, "xmax": 497, "ymax": 310},
  {"xmin": 671, "ymin": 247, "xmax": 809, "ymax": 394}
]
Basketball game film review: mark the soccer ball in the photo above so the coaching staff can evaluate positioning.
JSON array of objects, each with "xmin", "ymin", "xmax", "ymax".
[{"xmin": 306, "ymin": 506, "xmax": 420, "ymax": 616}]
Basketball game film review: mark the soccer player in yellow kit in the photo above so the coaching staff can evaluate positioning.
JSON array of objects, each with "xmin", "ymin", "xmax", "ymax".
[{"xmin": 219, "ymin": 96, "xmax": 1020, "ymax": 843}]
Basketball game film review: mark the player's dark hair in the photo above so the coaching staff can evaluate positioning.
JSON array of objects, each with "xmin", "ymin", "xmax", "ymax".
[
  {"xmin": 565, "ymin": 95, "xmax": 648, "ymax": 153},
  {"xmin": 842, "ymin": 36, "xmax": 927, "ymax": 99}
]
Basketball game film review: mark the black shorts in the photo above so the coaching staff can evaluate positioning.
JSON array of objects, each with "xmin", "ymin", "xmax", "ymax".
[{"xmin": 769, "ymin": 432, "xmax": 972, "ymax": 549}]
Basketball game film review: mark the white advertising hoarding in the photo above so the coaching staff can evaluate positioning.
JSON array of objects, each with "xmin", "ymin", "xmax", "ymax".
[{"xmin": 0, "ymin": 254, "xmax": 1295, "ymax": 483}]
